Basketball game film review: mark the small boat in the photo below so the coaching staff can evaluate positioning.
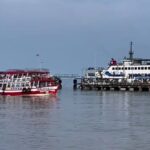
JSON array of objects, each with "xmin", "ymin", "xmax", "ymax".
[
  {"xmin": 0, "ymin": 69, "xmax": 59, "ymax": 96},
  {"xmin": 83, "ymin": 67, "xmax": 103, "ymax": 79}
]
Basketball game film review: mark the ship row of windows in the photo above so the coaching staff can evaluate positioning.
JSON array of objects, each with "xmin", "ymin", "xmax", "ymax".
[{"xmin": 112, "ymin": 67, "xmax": 150, "ymax": 70}]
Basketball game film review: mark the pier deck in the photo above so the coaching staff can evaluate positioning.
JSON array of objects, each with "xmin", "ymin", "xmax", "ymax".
[{"xmin": 73, "ymin": 78, "xmax": 150, "ymax": 92}]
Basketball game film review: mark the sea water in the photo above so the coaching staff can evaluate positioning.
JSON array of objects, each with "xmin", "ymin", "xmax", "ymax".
[{"xmin": 0, "ymin": 79, "xmax": 150, "ymax": 150}]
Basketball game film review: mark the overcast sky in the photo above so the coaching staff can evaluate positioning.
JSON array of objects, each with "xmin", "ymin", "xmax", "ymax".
[{"xmin": 0, "ymin": 0, "xmax": 150, "ymax": 74}]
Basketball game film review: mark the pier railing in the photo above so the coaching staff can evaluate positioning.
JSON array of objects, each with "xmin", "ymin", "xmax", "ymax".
[{"xmin": 54, "ymin": 74, "xmax": 81, "ymax": 79}]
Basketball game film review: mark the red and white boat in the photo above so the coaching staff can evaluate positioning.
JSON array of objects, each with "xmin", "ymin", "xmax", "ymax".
[{"xmin": 0, "ymin": 69, "xmax": 59, "ymax": 96}]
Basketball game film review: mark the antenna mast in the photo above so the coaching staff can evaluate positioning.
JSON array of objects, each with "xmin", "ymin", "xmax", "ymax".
[{"xmin": 129, "ymin": 41, "xmax": 134, "ymax": 60}]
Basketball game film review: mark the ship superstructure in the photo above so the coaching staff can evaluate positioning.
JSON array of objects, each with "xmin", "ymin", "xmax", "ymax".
[{"xmin": 102, "ymin": 42, "xmax": 150, "ymax": 80}]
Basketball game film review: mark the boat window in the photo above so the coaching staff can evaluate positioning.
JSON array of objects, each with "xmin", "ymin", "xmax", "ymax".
[
  {"xmin": 25, "ymin": 84, "xmax": 29, "ymax": 87},
  {"xmin": 39, "ymin": 82, "xmax": 46, "ymax": 88},
  {"xmin": 138, "ymin": 67, "xmax": 140, "ymax": 70},
  {"xmin": 22, "ymin": 78, "xmax": 26, "ymax": 81},
  {"xmin": 18, "ymin": 84, "xmax": 21, "ymax": 87},
  {"xmin": 148, "ymin": 67, "xmax": 150, "ymax": 70},
  {"xmin": 131, "ymin": 67, "xmax": 134, "ymax": 70},
  {"xmin": 141, "ymin": 67, "xmax": 144, "ymax": 70},
  {"xmin": 145, "ymin": 67, "xmax": 147, "ymax": 70},
  {"xmin": 88, "ymin": 73, "xmax": 95, "ymax": 76},
  {"xmin": 125, "ymin": 67, "xmax": 127, "ymax": 70},
  {"xmin": 34, "ymin": 82, "xmax": 38, "ymax": 87},
  {"xmin": 112, "ymin": 67, "xmax": 114, "ymax": 70},
  {"xmin": 118, "ymin": 67, "xmax": 121, "ymax": 70},
  {"xmin": 11, "ymin": 84, "xmax": 15, "ymax": 88},
  {"xmin": 135, "ymin": 67, "xmax": 137, "ymax": 70},
  {"xmin": 14, "ymin": 75, "xmax": 17, "ymax": 78},
  {"xmin": 128, "ymin": 67, "xmax": 130, "ymax": 70},
  {"xmin": 21, "ymin": 83, "xmax": 25, "ymax": 87}
]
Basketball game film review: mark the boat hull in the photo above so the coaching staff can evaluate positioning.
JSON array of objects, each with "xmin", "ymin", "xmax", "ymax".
[{"xmin": 0, "ymin": 87, "xmax": 58, "ymax": 96}]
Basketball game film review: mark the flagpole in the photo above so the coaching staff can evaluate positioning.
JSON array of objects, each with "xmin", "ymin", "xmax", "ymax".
[{"xmin": 36, "ymin": 53, "xmax": 41, "ymax": 70}]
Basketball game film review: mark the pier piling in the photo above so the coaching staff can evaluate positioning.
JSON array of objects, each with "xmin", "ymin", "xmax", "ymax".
[{"xmin": 73, "ymin": 78, "xmax": 150, "ymax": 92}]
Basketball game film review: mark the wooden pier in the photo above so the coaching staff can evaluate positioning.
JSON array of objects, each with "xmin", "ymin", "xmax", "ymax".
[{"xmin": 73, "ymin": 78, "xmax": 150, "ymax": 92}]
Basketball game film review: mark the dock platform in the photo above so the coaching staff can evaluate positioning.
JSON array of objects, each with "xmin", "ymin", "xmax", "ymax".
[{"xmin": 73, "ymin": 78, "xmax": 150, "ymax": 92}]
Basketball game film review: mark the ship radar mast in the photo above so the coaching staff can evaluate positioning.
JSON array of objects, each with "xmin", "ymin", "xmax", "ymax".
[{"xmin": 129, "ymin": 41, "xmax": 134, "ymax": 60}]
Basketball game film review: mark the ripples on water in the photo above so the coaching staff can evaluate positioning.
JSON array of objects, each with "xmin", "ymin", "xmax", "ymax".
[{"xmin": 0, "ymin": 79, "xmax": 150, "ymax": 150}]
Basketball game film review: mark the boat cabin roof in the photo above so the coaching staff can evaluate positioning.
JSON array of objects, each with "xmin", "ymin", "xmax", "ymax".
[{"xmin": 0, "ymin": 69, "xmax": 50, "ymax": 75}]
